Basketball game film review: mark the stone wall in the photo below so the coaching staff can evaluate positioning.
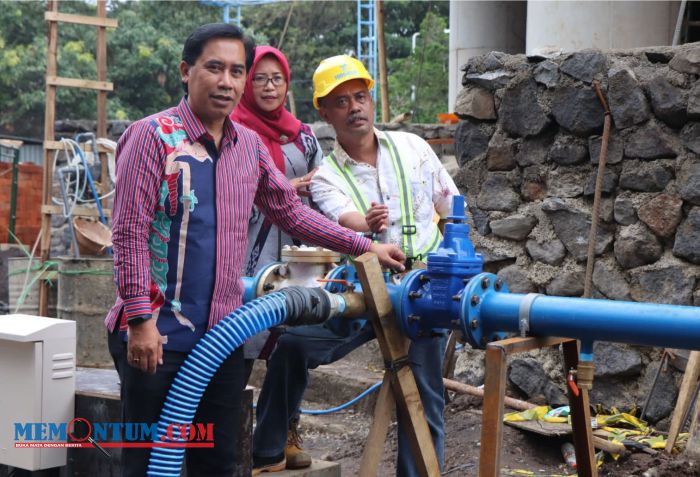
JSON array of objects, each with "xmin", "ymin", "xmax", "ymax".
[{"xmin": 452, "ymin": 42, "xmax": 700, "ymax": 423}]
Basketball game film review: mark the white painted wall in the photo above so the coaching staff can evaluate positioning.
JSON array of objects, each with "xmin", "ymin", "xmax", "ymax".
[
  {"xmin": 448, "ymin": 1, "xmax": 526, "ymax": 111},
  {"xmin": 526, "ymin": 1, "xmax": 681, "ymax": 54}
]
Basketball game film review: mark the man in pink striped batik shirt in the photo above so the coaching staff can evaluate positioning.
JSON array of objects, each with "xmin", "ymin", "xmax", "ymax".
[{"xmin": 104, "ymin": 23, "xmax": 405, "ymax": 477}]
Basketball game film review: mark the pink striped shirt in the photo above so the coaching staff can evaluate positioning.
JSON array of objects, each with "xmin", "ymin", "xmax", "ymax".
[{"xmin": 105, "ymin": 98, "xmax": 370, "ymax": 342}]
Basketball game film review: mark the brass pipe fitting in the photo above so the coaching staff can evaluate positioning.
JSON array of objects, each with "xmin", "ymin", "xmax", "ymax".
[
  {"xmin": 340, "ymin": 291, "xmax": 367, "ymax": 318},
  {"xmin": 577, "ymin": 361, "xmax": 595, "ymax": 390}
]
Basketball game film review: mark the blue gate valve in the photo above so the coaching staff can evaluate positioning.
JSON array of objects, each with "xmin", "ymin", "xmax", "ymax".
[{"xmin": 393, "ymin": 196, "xmax": 503, "ymax": 343}]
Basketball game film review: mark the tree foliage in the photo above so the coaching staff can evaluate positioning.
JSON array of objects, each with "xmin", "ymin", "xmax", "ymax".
[
  {"xmin": 387, "ymin": 11, "xmax": 449, "ymax": 122},
  {"xmin": 0, "ymin": 1, "xmax": 101, "ymax": 135},
  {"xmin": 0, "ymin": 0, "xmax": 448, "ymax": 136}
]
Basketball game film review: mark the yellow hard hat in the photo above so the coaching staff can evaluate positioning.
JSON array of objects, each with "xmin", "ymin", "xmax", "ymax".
[{"xmin": 312, "ymin": 55, "xmax": 374, "ymax": 109}]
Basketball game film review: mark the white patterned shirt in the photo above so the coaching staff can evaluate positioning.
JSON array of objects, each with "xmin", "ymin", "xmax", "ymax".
[{"xmin": 310, "ymin": 128, "xmax": 460, "ymax": 254}]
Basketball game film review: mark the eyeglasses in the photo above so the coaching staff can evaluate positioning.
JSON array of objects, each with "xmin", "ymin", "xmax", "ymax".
[{"xmin": 252, "ymin": 74, "xmax": 286, "ymax": 87}]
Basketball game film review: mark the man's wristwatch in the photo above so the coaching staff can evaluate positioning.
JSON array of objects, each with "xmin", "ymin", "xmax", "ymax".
[
  {"xmin": 357, "ymin": 231, "xmax": 377, "ymax": 240},
  {"xmin": 127, "ymin": 314, "xmax": 152, "ymax": 326}
]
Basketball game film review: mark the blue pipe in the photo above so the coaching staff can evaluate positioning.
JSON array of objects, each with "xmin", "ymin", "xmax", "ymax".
[
  {"xmin": 147, "ymin": 293, "xmax": 288, "ymax": 477},
  {"xmin": 461, "ymin": 272, "xmax": 700, "ymax": 352},
  {"xmin": 485, "ymin": 292, "xmax": 700, "ymax": 349},
  {"xmin": 241, "ymin": 261, "xmax": 280, "ymax": 303}
]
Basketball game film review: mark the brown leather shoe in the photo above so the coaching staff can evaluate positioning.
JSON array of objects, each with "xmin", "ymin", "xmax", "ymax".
[
  {"xmin": 285, "ymin": 426, "xmax": 312, "ymax": 469},
  {"xmin": 252, "ymin": 453, "xmax": 286, "ymax": 475}
]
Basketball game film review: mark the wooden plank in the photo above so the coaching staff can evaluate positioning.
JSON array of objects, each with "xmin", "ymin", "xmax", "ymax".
[
  {"xmin": 354, "ymin": 253, "xmax": 409, "ymax": 359},
  {"xmin": 44, "ymin": 11, "xmax": 118, "ymax": 28},
  {"xmin": 445, "ymin": 377, "xmax": 624, "ymax": 455},
  {"xmin": 505, "ymin": 419, "xmax": 572, "ymax": 437},
  {"xmin": 684, "ymin": 396, "xmax": 700, "ymax": 458},
  {"xmin": 391, "ymin": 366, "xmax": 442, "ymax": 477},
  {"xmin": 0, "ymin": 140, "xmax": 23, "ymax": 149},
  {"xmin": 426, "ymin": 138, "xmax": 454, "ymax": 146},
  {"xmin": 44, "ymin": 140, "xmax": 114, "ymax": 153},
  {"xmin": 444, "ymin": 378, "xmax": 535, "ymax": 412},
  {"xmin": 358, "ymin": 374, "xmax": 394, "ymax": 476},
  {"xmin": 496, "ymin": 336, "xmax": 570, "ymax": 354},
  {"xmin": 479, "ymin": 345, "xmax": 507, "ymax": 477},
  {"xmin": 40, "ymin": 0, "xmax": 59, "ymax": 317},
  {"xmin": 41, "ymin": 204, "xmax": 112, "ymax": 218},
  {"xmin": 442, "ymin": 331, "xmax": 460, "ymax": 403},
  {"xmin": 354, "ymin": 252, "xmax": 439, "ymax": 477},
  {"xmin": 563, "ymin": 340, "xmax": 597, "ymax": 477},
  {"xmin": 666, "ymin": 350, "xmax": 700, "ymax": 453},
  {"xmin": 442, "ymin": 331, "xmax": 459, "ymax": 379},
  {"xmin": 96, "ymin": 1, "xmax": 109, "ymax": 186},
  {"xmin": 47, "ymin": 76, "xmax": 113, "ymax": 91},
  {"xmin": 506, "ymin": 421, "xmax": 626, "ymax": 455}
]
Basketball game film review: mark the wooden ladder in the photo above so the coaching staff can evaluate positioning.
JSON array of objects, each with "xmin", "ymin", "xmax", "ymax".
[{"xmin": 39, "ymin": 0, "xmax": 118, "ymax": 316}]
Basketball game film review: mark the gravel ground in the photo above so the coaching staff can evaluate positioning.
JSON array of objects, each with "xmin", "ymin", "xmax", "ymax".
[{"xmin": 273, "ymin": 392, "xmax": 700, "ymax": 476}]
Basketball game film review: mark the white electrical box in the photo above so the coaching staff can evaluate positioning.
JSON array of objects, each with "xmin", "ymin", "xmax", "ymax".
[{"xmin": 0, "ymin": 314, "xmax": 76, "ymax": 471}]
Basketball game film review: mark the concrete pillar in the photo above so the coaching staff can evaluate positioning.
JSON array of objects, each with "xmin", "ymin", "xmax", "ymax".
[
  {"xmin": 448, "ymin": 1, "xmax": 526, "ymax": 111},
  {"xmin": 526, "ymin": 1, "xmax": 681, "ymax": 55}
]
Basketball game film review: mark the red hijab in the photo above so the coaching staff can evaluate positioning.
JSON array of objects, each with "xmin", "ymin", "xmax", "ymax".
[{"xmin": 231, "ymin": 46, "xmax": 301, "ymax": 174}]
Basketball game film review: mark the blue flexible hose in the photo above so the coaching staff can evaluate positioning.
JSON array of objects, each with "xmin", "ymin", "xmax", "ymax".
[
  {"xmin": 147, "ymin": 293, "xmax": 288, "ymax": 477},
  {"xmin": 300, "ymin": 381, "xmax": 382, "ymax": 415},
  {"xmin": 300, "ymin": 344, "xmax": 464, "ymax": 415}
]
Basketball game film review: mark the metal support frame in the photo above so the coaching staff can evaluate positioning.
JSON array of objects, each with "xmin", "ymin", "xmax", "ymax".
[
  {"xmin": 200, "ymin": 0, "xmax": 284, "ymax": 26},
  {"xmin": 479, "ymin": 337, "xmax": 597, "ymax": 477},
  {"xmin": 357, "ymin": 0, "xmax": 378, "ymax": 103}
]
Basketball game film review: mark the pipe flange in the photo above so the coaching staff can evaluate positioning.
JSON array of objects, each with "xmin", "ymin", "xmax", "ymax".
[
  {"xmin": 322, "ymin": 264, "xmax": 352, "ymax": 293},
  {"xmin": 281, "ymin": 245, "xmax": 342, "ymax": 264},
  {"xmin": 460, "ymin": 272, "xmax": 509, "ymax": 349},
  {"xmin": 396, "ymin": 269, "xmax": 428, "ymax": 340},
  {"xmin": 255, "ymin": 262, "xmax": 283, "ymax": 298}
]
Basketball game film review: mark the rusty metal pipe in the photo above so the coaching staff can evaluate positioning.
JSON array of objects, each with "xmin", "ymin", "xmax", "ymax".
[{"xmin": 584, "ymin": 80, "xmax": 612, "ymax": 299}]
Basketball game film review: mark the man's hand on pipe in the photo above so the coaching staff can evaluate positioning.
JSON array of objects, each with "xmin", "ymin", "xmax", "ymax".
[{"xmin": 369, "ymin": 242, "xmax": 406, "ymax": 272}]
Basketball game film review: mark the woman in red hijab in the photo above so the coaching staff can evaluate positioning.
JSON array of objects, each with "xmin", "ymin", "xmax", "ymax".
[
  {"xmin": 231, "ymin": 46, "xmax": 321, "ymax": 276},
  {"xmin": 232, "ymin": 47, "xmax": 320, "ymax": 472}
]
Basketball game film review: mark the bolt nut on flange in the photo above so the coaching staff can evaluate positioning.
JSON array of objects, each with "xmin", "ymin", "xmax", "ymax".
[
  {"xmin": 408, "ymin": 314, "xmax": 421, "ymax": 323},
  {"xmin": 408, "ymin": 291, "xmax": 423, "ymax": 299}
]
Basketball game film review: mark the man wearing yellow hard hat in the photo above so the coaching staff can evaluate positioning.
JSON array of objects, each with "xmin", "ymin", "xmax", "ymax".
[{"xmin": 252, "ymin": 55, "xmax": 459, "ymax": 476}]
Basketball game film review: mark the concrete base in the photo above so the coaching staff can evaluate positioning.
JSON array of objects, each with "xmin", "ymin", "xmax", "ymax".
[
  {"xmin": 0, "ymin": 368, "xmax": 254, "ymax": 477},
  {"xmin": 68, "ymin": 367, "xmax": 254, "ymax": 476},
  {"xmin": 273, "ymin": 461, "xmax": 341, "ymax": 477},
  {"xmin": 1, "ymin": 365, "xmax": 341, "ymax": 477}
]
